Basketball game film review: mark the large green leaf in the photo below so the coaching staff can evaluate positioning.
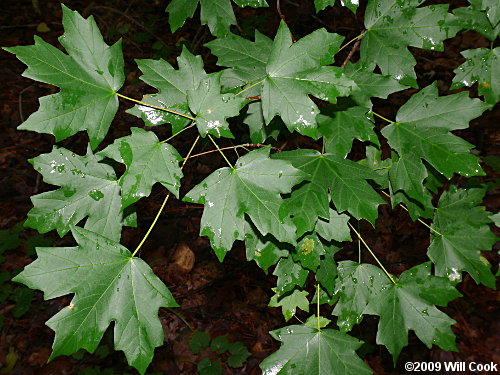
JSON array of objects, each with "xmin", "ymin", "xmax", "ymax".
[
  {"xmin": 184, "ymin": 147, "xmax": 305, "ymax": 260},
  {"xmin": 428, "ymin": 186, "xmax": 497, "ymax": 288},
  {"xmin": 381, "ymin": 83, "xmax": 488, "ymax": 217},
  {"xmin": 98, "ymin": 127, "xmax": 183, "ymax": 208},
  {"xmin": 263, "ymin": 22, "xmax": 355, "ymax": 137},
  {"xmin": 260, "ymin": 325, "xmax": 372, "ymax": 375},
  {"xmin": 451, "ymin": 48, "xmax": 499, "ymax": 106},
  {"xmin": 166, "ymin": 0, "xmax": 268, "ymax": 36},
  {"xmin": 4, "ymin": 5, "xmax": 124, "ymax": 149},
  {"xmin": 127, "ymin": 47, "xmax": 205, "ymax": 132},
  {"xmin": 274, "ymin": 150, "xmax": 384, "ymax": 225},
  {"xmin": 364, "ymin": 263, "xmax": 461, "ymax": 361},
  {"xmin": 26, "ymin": 147, "xmax": 123, "ymax": 242},
  {"xmin": 12, "ymin": 227, "xmax": 178, "ymax": 375},
  {"xmin": 361, "ymin": 1, "xmax": 459, "ymax": 87}
]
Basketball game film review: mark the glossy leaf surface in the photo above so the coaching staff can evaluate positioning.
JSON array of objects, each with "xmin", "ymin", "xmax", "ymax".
[
  {"xmin": 4, "ymin": 5, "xmax": 124, "ymax": 149},
  {"xmin": 184, "ymin": 147, "xmax": 305, "ymax": 260},
  {"xmin": 12, "ymin": 227, "xmax": 178, "ymax": 374},
  {"xmin": 428, "ymin": 186, "xmax": 497, "ymax": 288},
  {"xmin": 99, "ymin": 127, "xmax": 183, "ymax": 208},
  {"xmin": 26, "ymin": 147, "xmax": 123, "ymax": 241},
  {"xmin": 260, "ymin": 325, "xmax": 372, "ymax": 375}
]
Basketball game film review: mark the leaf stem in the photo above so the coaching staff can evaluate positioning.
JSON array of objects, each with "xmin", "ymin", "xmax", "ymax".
[
  {"xmin": 115, "ymin": 92, "xmax": 196, "ymax": 121},
  {"xmin": 161, "ymin": 122, "xmax": 197, "ymax": 143},
  {"xmin": 235, "ymin": 79, "xmax": 265, "ymax": 97},
  {"xmin": 381, "ymin": 191, "xmax": 443, "ymax": 236},
  {"xmin": 348, "ymin": 222, "xmax": 396, "ymax": 284},
  {"xmin": 208, "ymin": 135, "xmax": 234, "ymax": 168},
  {"xmin": 316, "ymin": 284, "xmax": 320, "ymax": 331},
  {"xmin": 371, "ymin": 111, "xmax": 394, "ymax": 124},
  {"xmin": 165, "ymin": 307, "xmax": 194, "ymax": 331},
  {"xmin": 338, "ymin": 31, "xmax": 367, "ymax": 53},
  {"xmin": 131, "ymin": 136, "xmax": 200, "ymax": 257},
  {"xmin": 189, "ymin": 143, "xmax": 275, "ymax": 159}
]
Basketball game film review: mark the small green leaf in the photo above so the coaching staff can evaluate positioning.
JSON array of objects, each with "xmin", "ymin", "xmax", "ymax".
[
  {"xmin": 304, "ymin": 314, "xmax": 331, "ymax": 329},
  {"xmin": 187, "ymin": 73, "xmax": 245, "ymax": 138},
  {"xmin": 26, "ymin": 147, "xmax": 123, "ymax": 241},
  {"xmin": 188, "ymin": 331, "xmax": 211, "ymax": 354},
  {"xmin": 227, "ymin": 341, "xmax": 251, "ymax": 367},
  {"xmin": 99, "ymin": 128, "xmax": 183, "ymax": 207},
  {"xmin": 197, "ymin": 358, "xmax": 222, "ymax": 375},
  {"xmin": 273, "ymin": 257, "xmax": 309, "ymax": 297},
  {"xmin": 314, "ymin": 208, "xmax": 352, "ymax": 243},
  {"xmin": 210, "ymin": 335, "xmax": 230, "ymax": 353},
  {"xmin": 269, "ymin": 289, "xmax": 309, "ymax": 321}
]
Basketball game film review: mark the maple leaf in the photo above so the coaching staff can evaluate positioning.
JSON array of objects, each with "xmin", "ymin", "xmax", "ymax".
[
  {"xmin": 260, "ymin": 325, "xmax": 372, "ymax": 375},
  {"xmin": 451, "ymin": 48, "xmax": 499, "ymax": 106},
  {"xmin": 187, "ymin": 72, "xmax": 246, "ymax": 138},
  {"xmin": 98, "ymin": 127, "xmax": 183, "ymax": 208},
  {"xmin": 381, "ymin": 83, "xmax": 489, "ymax": 217},
  {"xmin": 208, "ymin": 23, "xmax": 356, "ymax": 137},
  {"xmin": 4, "ymin": 5, "xmax": 124, "ymax": 149},
  {"xmin": 361, "ymin": 1, "xmax": 459, "ymax": 87},
  {"xmin": 364, "ymin": 263, "xmax": 461, "ymax": 361},
  {"xmin": 318, "ymin": 106, "xmax": 379, "ymax": 158},
  {"xmin": 269, "ymin": 289, "xmax": 310, "ymax": 321},
  {"xmin": 314, "ymin": 0, "xmax": 359, "ymax": 13},
  {"xmin": 26, "ymin": 146, "xmax": 124, "ymax": 242},
  {"xmin": 274, "ymin": 149, "xmax": 385, "ymax": 225},
  {"xmin": 12, "ymin": 227, "xmax": 178, "ymax": 374},
  {"xmin": 273, "ymin": 256, "xmax": 309, "ymax": 297},
  {"xmin": 184, "ymin": 147, "xmax": 306, "ymax": 260},
  {"xmin": 428, "ymin": 186, "xmax": 497, "ymax": 288},
  {"xmin": 166, "ymin": 0, "xmax": 268, "ymax": 36},
  {"xmin": 452, "ymin": 3, "xmax": 499, "ymax": 42},
  {"xmin": 127, "ymin": 47, "xmax": 205, "ymax": 132},
  {"xmin": 343, "ymin": 61, "xmax": 409, "ymax": 108}
]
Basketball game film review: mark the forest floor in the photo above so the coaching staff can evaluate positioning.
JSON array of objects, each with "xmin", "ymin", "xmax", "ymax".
[{"xmin": 0, "ymin": 1, "xmax": 498, "ymax": 374}]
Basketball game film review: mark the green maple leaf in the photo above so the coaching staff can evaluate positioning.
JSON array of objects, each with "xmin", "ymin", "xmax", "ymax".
[
  {"xmin": 343, "ymin": 62, "xmax": 409, "ymax": 108},
  {"xmin": 332, "ymin": 261, "xmax": 390, "ymax": 332},
  {"xmin": 314, "ymin": 0, "xmax": 359, "ymax": 13},
  {"xmin": 12, "ymin": 227, "xmax": 178, "ymax": 374},
  {"xmin": 274, "ymin": 149, "xmax": 385, "ymax": 225},
  {"xmin": 428, "ymin": 186, "xmax": 497, "ymax": 288},
  {"xmin": 263, "ymin": 22, "xmax": 356, "ymax": 137},
  {"xmin": 208, "ymin": 23, "xmax": 356, "ymax": 137},
  {"xmin": 315, "ymin": 253, "xmax": 338, "ymax": 295},
  {"xmin": 187, "ymin": 72, "xmax": 246, "ymax": 138},
  {"xmin": 292, "ymin": 234, "xmax": 327, "ymax": 272},
  {"xmin": 381, "ymin": 83, "xmax": 489, "ymax": 217},
  {"xmin": 364, "ymin": 263, "xmax": 461, "ymax": 361},
  {"xmin": 26, "ymin": 146, "xmax": 123, "ymax": 242},
  {"xmin": 318, "ymin": 106, "xmax": 379, "ymax": 158},
  {"xmin": 451, "ymin": 48, "xmax": 499, "ymax": 106},
  {"xmin": 273, "ymin": 256, "xmax": 309, "ymax": 297},
  {"xmin": 4, "ymin": 5, "xmax": 124, "ymax": 149},
  {"xmin": 452, "ymin": 3, "xmax": 499, "ymax": 42},
  {"xmin": 480, "ymin": 0, "xmax": 500, "ymax": 25},
  {"xmin": 206, "ymin": 30, "xmax": 273, "ymax": 95},
  {"xmin": 166, "ymin": 0, "xmax": 268, "ymax": 36},
  {"xmin": 184, "ymin": 147, "xmax": 305, "ymax": 260},
  {"xmin": 314, "ymin": 208, "xmax": 352, "ymax": 243},
  {"xmin": 361, "ymin": 1, "xmax": 459, "ymax": 87},
  {"xmin": 98, "ymin": 127, "xmax": 183, "ymax": 208},
  {"xmin": 127, "ymin": 47, "xmax": 205, "ymax": 132},
  {"xmin": 244, "ymin": 220, "xmax": 289, "ymax": 273},
  {"xmin": 260, "ymin": 325, "xmax": 372, "ymax": 375},
  {"xmin": 269, "ymin": 289, "xmax": 309, "ymax": 321}
]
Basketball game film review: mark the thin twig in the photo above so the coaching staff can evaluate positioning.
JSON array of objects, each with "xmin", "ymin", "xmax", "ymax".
[
  {"xmin": 277, "ymin": 0, "xmax": 296, "ymax": 42},
  {"xmin": 341, "ymin": 29, "xmax": 364, "ymax": 68},
  {"xmin": 18, "ymin": 84, "xmax": 35, "ymax": 123}
]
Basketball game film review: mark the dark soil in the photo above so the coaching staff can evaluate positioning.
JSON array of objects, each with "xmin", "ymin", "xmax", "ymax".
[{"xmin": 0, "ymin": 1, "xmax": 498, "ymax": 374}]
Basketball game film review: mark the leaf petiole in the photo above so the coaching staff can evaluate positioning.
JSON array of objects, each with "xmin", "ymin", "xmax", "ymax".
[
  {"xmin": 348, "ymin": 222, "xmax": 397, "ymax": 284},
  {"xmin": 371, "ymin": 111, "xmax": 394, "ymax": 124},
  {"xmin": 208, "ymin": 135, "xmax": 234, "ymax": 168},
  {"xmin": 115, "ymin": 92, "xmax": 196, "ymax": 121}
]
